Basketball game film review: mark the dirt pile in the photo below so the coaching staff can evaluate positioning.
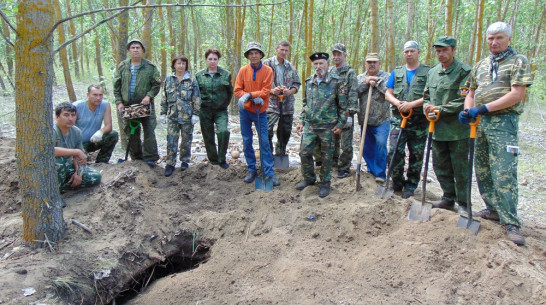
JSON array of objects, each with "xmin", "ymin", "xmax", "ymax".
[{"xmin": 0, "ymin": 137, "xmax": 545, "ymax": 305}]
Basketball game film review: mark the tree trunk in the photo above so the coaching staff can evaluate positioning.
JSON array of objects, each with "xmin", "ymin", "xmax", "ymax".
[
  {"xmin": 266, "ymin": 5, "xmax": 275, "ymax": 57},
  {"xmin": 179, "ymin": 7, "xmax": 186, "ymax": 55},
  {"xmin": 16, "ymin": 0, "xmax": 66, "ymax": 247},
  {"xmin": 0, "ymin": 60, "xmax": 15, "ymax": 90},
  {"xmin": 370, "ymin": 0, "xmax": 379, "ymax": 53},
  {"xmin": 117, "ymin": 0, "xmax": 130, "ymax": 64},
  {"xmin": 167, "ymin": 0, "xmax": 175, "ymax": 59},
  {"xmin": 305, "ymin": 0, "xmax": 314, "ymax": 83},
  {"xmin": 287, "ymin": 1, "xmax": 293, "ymax": 61},
  {"xmin": 405, "ymin": 0, "xmax": 414, "ymax": 41},
  {"xmin": 159, "ymin": 1, "xmax": 168, "ymax": 78},
  {"xmin": 2, "ymin": 19, "xmax": 13, "ymax": 77},
  {"xmin": 445, "ymin": 0, "xmax": 453, "ymax": 35},
  {"xmin": 54, "ymin": 0, "xmax": 77, "ymax": 101},
  {"xmin": 317, "ymin": 0, "xmax": 327, "ymax": 51},
  {"xmin": 65, "ymin": 0, "xmax": 80, "ymax": 79},
  {"xmin": 86, "ymin": 0, "xmax": 105, "ymax": 88},
  {"xmin": 142, "ymin": 0, "xmax": 155, "ymax": 60},
  {"xmin": 475, "ymin": 0, "xmax": 485, "ymax": 62}
]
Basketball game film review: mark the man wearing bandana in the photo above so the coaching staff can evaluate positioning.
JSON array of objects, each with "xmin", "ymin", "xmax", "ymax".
[
  {"xmin": 461, "ymin": 22, "xmax": 533, "ymax": 246},
  {"xmin": 234, "ymin": 42, "xmax": 279, "ymax": 187}
]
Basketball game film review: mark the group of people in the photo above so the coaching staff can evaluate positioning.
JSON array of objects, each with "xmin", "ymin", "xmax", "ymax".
[{"xmin": 53, "ymin": 21, "xmax": 532, "ymax": 246}]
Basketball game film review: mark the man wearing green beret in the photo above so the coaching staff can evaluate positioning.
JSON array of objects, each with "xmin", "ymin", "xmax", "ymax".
[{"xmin": 423, "ymin": 36, "xmax": 472, "ymax": 214}]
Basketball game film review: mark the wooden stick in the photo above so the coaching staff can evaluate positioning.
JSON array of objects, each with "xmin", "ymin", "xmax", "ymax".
[{"xmin": 71, "ymin": 219, "xmax": 93, "ymax": 234}]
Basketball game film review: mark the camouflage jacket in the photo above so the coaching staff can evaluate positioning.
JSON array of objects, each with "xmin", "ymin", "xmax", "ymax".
[
  {"xmin": 331, "ymin": 64, "xmax": 358, "ymax": 116},
  {"xmin": 113, "ymin": 58, "xmax": 162, "ymax": 106},
  {"xmin": 300, "ymin": 71, "xmax": 348, "ymax": 130},
  {"xmin": 195, "ymin": 66, "xmax": 233, "ymax": 111},
  {"xmin": 356, "ymin": 70, "xmax": 390, "ymax": 126},
  {"xmin": 423, "ymin": 58, "xmax": 471, "ymax": 141},
  {"xmin": 263, "ymin": 56, "xmax": 302, "ymax": 115},
  {"xmin": 467, "ymin": 53, "xmax": 533, "ymax": 115},
  {"xmin": 160, "ymin": 71, "xmax": 201, "ymax": 123},
  {"xmin": 390, "ymin": 64, "xmax": 430, "ymax": 125}
]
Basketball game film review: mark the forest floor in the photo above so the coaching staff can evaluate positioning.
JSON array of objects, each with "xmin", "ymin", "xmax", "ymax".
[{"xmin": 0, "ymin": 82, "xmax": 545, "ymax": 304}]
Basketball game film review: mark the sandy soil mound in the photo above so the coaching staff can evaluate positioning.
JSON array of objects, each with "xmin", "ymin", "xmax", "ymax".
[{"xmin": 0, "ymin": 137, "xmax": 545, "ymax": 305}]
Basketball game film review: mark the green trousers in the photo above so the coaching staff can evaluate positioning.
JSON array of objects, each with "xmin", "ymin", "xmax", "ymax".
[
  {"xmin": 475, "ymin": 113, "xmax": 522, "ymax": 227},
  {"xmin": 300, "ymin": 126, "xmax": 335, "ymax": 183},
  {"xmin": 267, "ymin": 112, "xmax": 293, "ymax": 155},
  {"xmin": 432, "ymin": 138, "xmax": 469, "ymax": 205},
  {"xmin": 56, "ymin": 157, "xmax": 101, "ymax": 191},
  {"xmin": 200, "ymin": 108, "xmax": 230, "ymax": 164}
]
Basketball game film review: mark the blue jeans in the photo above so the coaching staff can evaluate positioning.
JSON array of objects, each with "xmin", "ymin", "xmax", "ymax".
[
  {"xmin": 239, "ymin": 109, "xmax": 274, "ymax": 177},
  {"xmin": 362, "ymin": 120, "xmax": 390, "ymax": 179}
]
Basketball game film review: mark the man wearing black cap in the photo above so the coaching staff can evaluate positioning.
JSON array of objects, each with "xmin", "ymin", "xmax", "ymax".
[
  {"xmin": 113, "ymin": 39, "xmax": 162, "ymax": 166},
  {"xmin": 295, "ymin": 52, "xmax": 347, "ymax": 198},
  {"xmin": 423, "ymin": 36, "xmax": 472, "ymax": 214}
]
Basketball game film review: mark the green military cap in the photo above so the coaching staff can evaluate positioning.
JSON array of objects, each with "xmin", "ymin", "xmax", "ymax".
[
  {"xmin": 365, "ymin": 53, "xmax": 380, "ymax": 61},
  {"xmin": 127, "ymin": 39, "xmax": 146, "ymax": 52},
  {"xmin": 433, "ymin": 36, "xmax": 457, "ymax": 47},
  {"xmin": 309, "ymin": 52, "xmax": 329, "ymax": 61},
  {"xmin": 332, "ymin": 43, "xmax": 347, "ymax": 53}
]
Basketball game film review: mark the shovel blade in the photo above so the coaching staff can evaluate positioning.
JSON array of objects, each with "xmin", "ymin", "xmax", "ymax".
[
  {"xmin": 457, "ymin": 215, "xmax": 481, "ymax": 235},
  {"xmin": 255, "ymin": 177, "xmax": 274, "ymax": 192},
  {"xmin": 408, "ymin": 201, "xmax": 432, "ymax": 221},
  {"xmin": 273, "ymin": 154, "xmax": 290, "ymax": 168},
  {"xmin": 375, "ymin": 185, "xmax": 394, "ymax": 199}
]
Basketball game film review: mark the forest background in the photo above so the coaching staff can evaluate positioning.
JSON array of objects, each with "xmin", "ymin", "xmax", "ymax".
[{"xmin": 0, "ymin": 0, "xmax": 544, "ymax": 246}]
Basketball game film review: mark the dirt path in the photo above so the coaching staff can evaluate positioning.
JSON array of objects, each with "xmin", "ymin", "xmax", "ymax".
[{"xmin": 0, "ymin": 137, "xmax": 545, "ymax": 305}]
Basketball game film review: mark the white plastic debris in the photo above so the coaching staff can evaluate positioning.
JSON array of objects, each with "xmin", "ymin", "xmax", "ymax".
[
  {"xmin": 22, "ymin": 287, "xmax": 36, "ymax": 296},
  {"xmin": 93, "ymin": 269, "xmax": 111, "ymax": 280}
]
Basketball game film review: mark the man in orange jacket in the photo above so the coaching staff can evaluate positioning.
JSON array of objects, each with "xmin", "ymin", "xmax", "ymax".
[{"xmin": 234, "ymin": 42, "xmax": 279, "ymax": 186}]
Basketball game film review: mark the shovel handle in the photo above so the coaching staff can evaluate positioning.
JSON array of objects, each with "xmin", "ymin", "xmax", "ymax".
[
  {"xmin": 426, "ymin": 110, "xmax": 440, "ymax": 133},
  {"xmin": 128, "ymin": 120, "xmax": 140, "ymax": 135},
  {"xmin": 400, "ymin": 109, "xmax": 413, "ymax": 129},
  {"xmin": 469, "ymin": 115, "xmax": 481, "ymax": 139},
  {"xmin": 277, "ymin": 86, "xmax": 286, "ymax": 101}
]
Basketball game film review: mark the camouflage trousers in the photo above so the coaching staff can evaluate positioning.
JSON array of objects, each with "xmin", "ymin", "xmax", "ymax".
[
  {"xmin": 300, "ymin": 126, "xmax": 335, "ymax": 183},
  {"xmin": 82, "ymin": 131, "xmax": 119, "ymax": 163},
  {"xmin": 122, "ymin": 114, "xmax": 159, "ymax": 161},
  {"xmin": 432, "ymin": 138, "xmax": 469, "ymax": 205},
  {"xmin": 313, "ymin": 119, "xmax": 354, "ymax": 171},
  {"xmin": 56, "ymin": 157, "xmax": 101, "ymax": 191},
  {"xmin": 200, "ymin": 108, "xmax": 229, "ymax": 164},
  {"xmin": 166, "ymin": 120, "xmax": 194, "ymax": 166},
  {"xmin": 266, "ymin": 112, "xmax": 293, "ymax": 155},
  {"xmin": 387, "ymin": 118, "xmax": 428, "ymax": 191},
  {"xmin": 475, "ymin": 113, "xmax": 521, "ymax": 226}
]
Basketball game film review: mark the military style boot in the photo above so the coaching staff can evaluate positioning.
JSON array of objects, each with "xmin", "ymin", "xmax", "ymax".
[
  {"xmin": 319, "ymin": 181, "xmax": 331, "ymax": 198},
  {"xmin": 506, "ymin": 225, "xmax": 525, "ymax": 246},
  {"xmin": 164, "ymin": 165, "xmax": 175, "ymax": 177},
  {"xmin": 296, "ymin": 180, "xmax": 315, "ymax": 190},
  {"xmin": 432, "ymin": 199, "xmax": 456, "ymax": 211}
]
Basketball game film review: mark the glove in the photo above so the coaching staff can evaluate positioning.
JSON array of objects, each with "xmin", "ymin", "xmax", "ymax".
[
  {"xmin": 191, "ymin": 115, "xmax": 199, "ymax": 125},
  {"xmin": 90, "ymin": 130, "xmax": 103, "ymax": 143},
  {"xmin": 160, "ymin": 114, "xmax": 167, "ymax": 124},
  {"xmin": 238, "ymin": 93, "xmax": 251, "ymax": 109},
  {"xmin": 344, "ymin": 116, "xmax": 353, "ymax": 128},
  {"xmin": 467, "ymin": 105, "xmax": 489, "ymax": 118},
  {"xmin": 252, "ymin": 97, "xmax": 264, "ymax": 106},
  {"xmin": 458, "ymin": 109, "xmax": 471, "ymax": 125}
]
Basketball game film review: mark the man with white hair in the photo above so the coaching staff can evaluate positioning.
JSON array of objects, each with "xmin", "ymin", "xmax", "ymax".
[{"xmin": 460, "ymin": 22, "xmax": 533, "ymax": 245}]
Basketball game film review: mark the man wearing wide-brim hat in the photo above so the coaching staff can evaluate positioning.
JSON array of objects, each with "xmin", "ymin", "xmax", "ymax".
[
  {"xmin": 423, "ymin": 36, "xmax": 472, "ymax": 214},
  {"xmin": 295, "ymin": 52, "xmax": 348, "ymax": 198},
  {"xmin": 234, "ymin": 42, "xmax": 280, "ymax": 187}
]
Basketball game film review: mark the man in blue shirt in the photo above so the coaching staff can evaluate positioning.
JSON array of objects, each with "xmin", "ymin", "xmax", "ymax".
[
  {"xmin": 74, "ymin": 85, "xmax": 119, "ymax": 163},
  {"xmin": 384, "ymin": 41, "xmax": 431, "ymax": 198}
]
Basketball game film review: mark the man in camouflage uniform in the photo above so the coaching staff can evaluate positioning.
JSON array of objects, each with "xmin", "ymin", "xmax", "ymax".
[
  {"xmin": 460, "ymin": 22, "xmax": 533, "ymax": 245},
  {"xmin": 356, "ymin": 53, "xmax": 391, "ymax": 183},
  {"xmin": 313, "ymin": 43, "xmax": 358, "ymax": 178},
  {"xmin": 113, "ymin": 39, "xmax": 162, "ymax": 166},
  {"xmin": 423, "ymin": 36, "xmax": 471, "ymax": 214},
  {"xmin": 54, "ymin": 103, "xmax": 101, "ymax": 191},
  {"xmin": 385, "ymin": 41, "xmax": 431, "ymax": 198},
  {"xmin": 160, "ymin": 56, "xmax": 201, "ymax": 176},
  {"xmin": 263, "ymin": 40, "xmax": 301, "ymax": 157},
  {"xmin": 295, "ymin": 52, "xmax": 347, "ymax": 198}
]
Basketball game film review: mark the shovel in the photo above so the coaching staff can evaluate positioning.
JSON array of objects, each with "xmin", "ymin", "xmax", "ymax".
[
  {"xmin": 457, "ymin": 115, "xmax": 481, "ymax": 235},
  {"xmin": 118, "ymin": 119, "xmax": 140, "ymax": 163},
  {"xmin": 408, "ymin": 110, "xmax": 439, "ymax": 221},
  {"xmin": 356, "ymin": 88, "xmax": 373, "ymax": 191},
  {"xmin": 375, "ymin": 109, "xmax": 413, "ymax": 199},
  {"xmin": 273, "ymin": 87, "xmax": 289, "ymax": 168},
  {"xmin": 253, "ymin": 103, "xmax": 274, "ymax": 192}
]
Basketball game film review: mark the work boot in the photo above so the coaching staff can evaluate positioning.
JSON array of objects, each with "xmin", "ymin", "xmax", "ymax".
[
  {"xmin": 145, "ymin": 160, "xmax": 156, "ymax": 168},
  {"xmin": 243, "ymin": 171, "xmax": 257, "ymax": 183},
  {"xmin": 375, "ymin": 177, "xmax": 385, "ymax": 183},
  {"xmin": 457, "ymin": 203, "xmax": 468, "ymax": 214},
  {"xmin": 473, "ymin": 208, "xmax": 500, "ymax": 221},
  {"xmin": 393, "ymin": 183, "xmax": 403, "ymax": 192},
  {"xmin": 180, "ymin": 162, "xmax": 189, "ymax": 171},
  {"xmin": 402, "ymin": 188, "xmax": 414, "ymax": 199},
  {"xmin": 506, "ymin": 225, "xmax": 525, "ymax": 246},
  {"xmin": 432, "ymin": 199, "xmax": 456, "ymax": 210},
  {"xmin": 337, "ymin": 170, "xmax": 349, "ymax": 179},
  {"xmin": 296, "ymin": 180, "xmax": 315, "ymax": 190},
  {"xmin": 164, "ymin": 165, "xmax": 175, "ymax": 177},
  {"xmin": 319, "ymin": 181, "xmax": 331, "ymax": 198},
  {"xmin": 266, "ymin": 176, "xmax": 281, "ymax": 187},
  {"xmin": 219, "ymin": 162, "xmax": 229, "ymax": 169}
]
